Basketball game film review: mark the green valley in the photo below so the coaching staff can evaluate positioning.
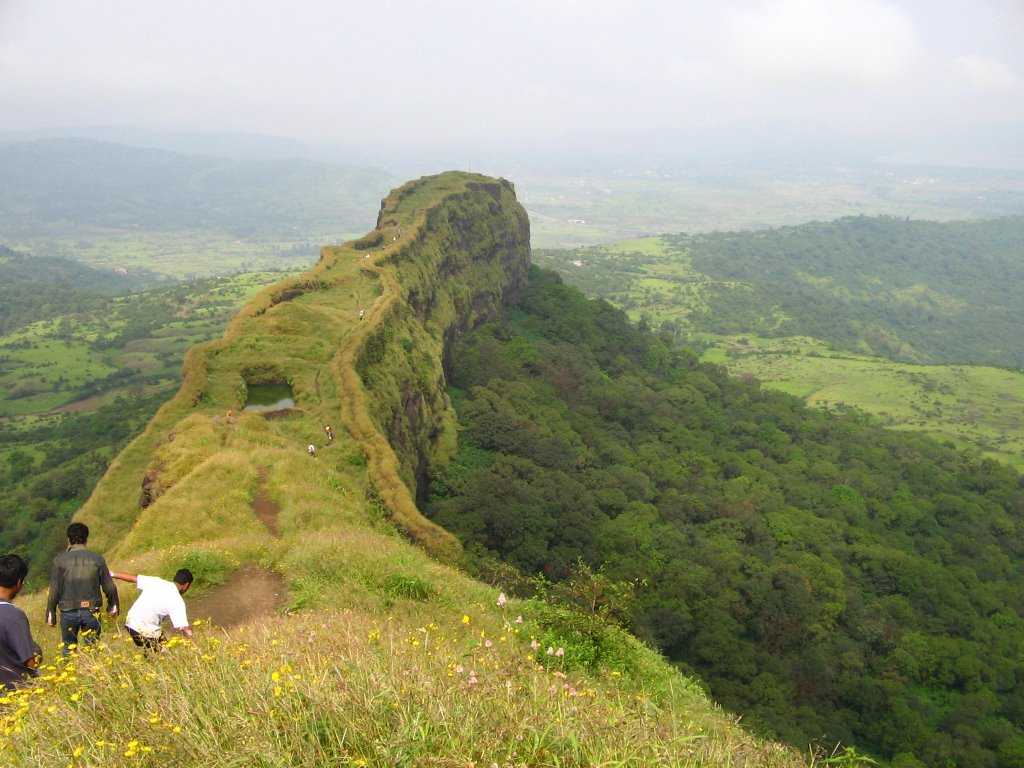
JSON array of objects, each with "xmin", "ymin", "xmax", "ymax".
[
  {"xmin": 0, "ymin": 138, "xmax": 395, "ymax": 278},
  {"xmin": 535, "ymin": 216, "xmax": 1024, "ymax": 470}
]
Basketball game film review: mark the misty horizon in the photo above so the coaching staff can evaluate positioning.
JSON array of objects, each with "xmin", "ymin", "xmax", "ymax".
[{"xmin": 2, "ymin": 1, "xmax": 1022, "ymax": 172}]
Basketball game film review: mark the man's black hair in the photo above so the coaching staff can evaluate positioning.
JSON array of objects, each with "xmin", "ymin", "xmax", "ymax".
[
  {"xmin": 173, "ymin": 569, "xmax": 194, "ymax": 585},
  {"xmin": 66, "ymin": 522, "xmax": 89, "ymax": 545},
  {"xmin": 0, "ymin": 554, "xmax": 28, "ymax": 588}
]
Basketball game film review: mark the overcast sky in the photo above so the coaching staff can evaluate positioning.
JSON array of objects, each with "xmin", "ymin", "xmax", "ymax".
[{"xmin": 1, "ymin": 0, "xmax": 1021, "ymax": 166}]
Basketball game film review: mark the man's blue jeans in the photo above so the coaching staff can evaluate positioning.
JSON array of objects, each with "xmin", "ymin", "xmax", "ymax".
[{"xmin": 60, "ymin": 608, "xmax": 101, "ymax": 655}]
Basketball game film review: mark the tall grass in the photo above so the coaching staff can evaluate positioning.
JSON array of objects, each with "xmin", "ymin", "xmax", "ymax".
[{"xmin": 1, "ymin": 603, "xmax": 803, "ymax": 767}]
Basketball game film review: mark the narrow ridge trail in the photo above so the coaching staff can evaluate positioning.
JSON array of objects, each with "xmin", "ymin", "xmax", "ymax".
[{"xmin": 187, "ymin": 564, "xmax": 287, "ymax": 629}]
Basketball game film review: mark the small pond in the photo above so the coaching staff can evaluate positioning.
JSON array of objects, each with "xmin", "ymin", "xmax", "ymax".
[{"xmin": 243, "ymin": 383, "xmax": 295, "ymax": 414}]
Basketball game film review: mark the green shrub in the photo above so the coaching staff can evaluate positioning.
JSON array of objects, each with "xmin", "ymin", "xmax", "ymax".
[
  {"xmin": 353, "ymin": 231, "xmax": 383, "ymax": 251},
  {"xmin": 378, "ymin": 573, "xmax": 436, "ymax": 602},
  {"xmin": 525, "ymin": 599, "xmax": 637, "ymax": 674},
  {"xmin": 170, "ymin": 549, "xmax": 236, "ymax": 589}
]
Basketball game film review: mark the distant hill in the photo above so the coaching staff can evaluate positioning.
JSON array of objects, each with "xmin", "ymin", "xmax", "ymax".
[
  {"xmin": 537, "ymin": 215, "xmax": 1024, "ymax": 368},
  {"xmin": 0, "ymin": 244, "xmax": 159, "ymax": 334},
  {"xmin": 0, "ymin": 138, "xmax": 395, "ymax": 238}
]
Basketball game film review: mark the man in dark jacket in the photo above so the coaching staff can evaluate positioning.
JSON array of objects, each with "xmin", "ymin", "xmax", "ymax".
[{"xmin": 46, "ymin": 522, "xmax": 119, "ymax": 654}]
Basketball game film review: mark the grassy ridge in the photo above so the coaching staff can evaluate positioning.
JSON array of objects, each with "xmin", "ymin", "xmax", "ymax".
[{"xmin": 1, "ymin": 173, "xmax": 802, "ymax": 766}]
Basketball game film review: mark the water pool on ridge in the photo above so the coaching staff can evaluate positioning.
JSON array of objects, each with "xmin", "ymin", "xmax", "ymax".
[{"xmin": 243, "ymin": 383, "xmax": 295, "ymax": 413}]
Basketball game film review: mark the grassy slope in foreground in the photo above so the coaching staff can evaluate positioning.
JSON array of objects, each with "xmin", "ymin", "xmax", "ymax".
[{"xmin": 2, "ymin": 173, "xmax": 800, "ymax": 767}]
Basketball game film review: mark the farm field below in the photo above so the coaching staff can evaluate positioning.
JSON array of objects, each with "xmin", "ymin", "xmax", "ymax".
[
  {"xmin": 518, "ymin": 165, "xmax": 1024, "ymax": 248},
  {"xmin": 0, "ymin": 270, "xmax": 290, "ymax": 420},
  {"xmin": 7, "ymin": 229, "xmax": 329, "ymax": 279},
  {"xmin": 702, "ymin": 336, "xmax": 1024, "ymax": 470}
]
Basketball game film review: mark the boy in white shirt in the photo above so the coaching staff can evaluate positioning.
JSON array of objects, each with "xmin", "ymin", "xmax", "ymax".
[{"xmin": 111, "ymin": 568, "xmax": 194, "ymax": 650}]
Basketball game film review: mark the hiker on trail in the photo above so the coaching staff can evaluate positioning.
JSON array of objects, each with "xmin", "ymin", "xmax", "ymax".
[
  {"xmin": 46, "ymin": 522, "xmax": 119, "ymax": 655},
  {"xmin": 307, "ymin": 444, "xmax": 317, "ymax": 457},
  {"xmin": 359, "ymin": 309, "xmax": 365, "ymax": 320},
  {"xmin": 111, "ymin": 569, "xmax": 193, "ymax": 650},
  {"xmin": 324, "ymin": 425, "xmax": 335, "ymax": 442},
  {"xmin": 0, "ymin": 554, "xmax": 41, "ymax": 690}
]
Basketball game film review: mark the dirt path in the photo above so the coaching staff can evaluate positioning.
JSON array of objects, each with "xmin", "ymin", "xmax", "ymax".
[
  {"xmin": 252, "ymin": 468, "xmax": 281, "ymax": 537},
  {"xmin": 188, "ymin": 565, "xmax": 287, "ymax": 628}
]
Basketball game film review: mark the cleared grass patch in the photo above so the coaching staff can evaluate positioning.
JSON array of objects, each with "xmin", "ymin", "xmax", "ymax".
[{"xmin": 704, "ymin": 335, "xmax": 1024, "ymax": 469}]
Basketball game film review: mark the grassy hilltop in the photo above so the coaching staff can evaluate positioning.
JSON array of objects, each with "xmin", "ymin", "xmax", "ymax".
[{"xmin": 2, "ymin": 174, "xmax": 801, "ymax": 767}]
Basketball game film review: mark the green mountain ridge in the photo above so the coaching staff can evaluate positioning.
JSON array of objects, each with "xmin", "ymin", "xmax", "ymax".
[
  {"xmin": 5, "ymin": 173, "xmax": 800, "ymax": 767},
  {"xmin": 11, "ymin": 175, "xmax": 1021, "ymax": 766},
  {"xmin": 0, "ymin": 270, "xmax": 289, "ymax": 576}
]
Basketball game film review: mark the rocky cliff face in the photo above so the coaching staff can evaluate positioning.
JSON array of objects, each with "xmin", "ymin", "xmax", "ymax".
[{"xmin": 357, "ymin": 177, "xmax": 531, "ymax": 505}]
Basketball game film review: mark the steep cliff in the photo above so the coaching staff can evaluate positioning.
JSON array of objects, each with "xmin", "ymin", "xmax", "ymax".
[{"xmin": 356, "ymin": 177, "xmax": 530, "ymax": 504}]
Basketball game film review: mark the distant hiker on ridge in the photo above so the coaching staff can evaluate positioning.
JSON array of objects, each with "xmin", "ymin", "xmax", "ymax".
[
  {"xmin": 359, "ymin": 309, "xmax": 365, "ymax": 321},
  {"xmin": 324, "ymin": 425, "xmax": 335, "ymax": 442},
  {"xmin": 0, "ymin": 554, "xmax": 41, "ymax": 690},
  {"xmin": 111, "ymin": 568, "xmax": 194, "ymax": 650},
  {"xmin": 46, "ymin": 522, "xmax": 119, "ymax": 655}
]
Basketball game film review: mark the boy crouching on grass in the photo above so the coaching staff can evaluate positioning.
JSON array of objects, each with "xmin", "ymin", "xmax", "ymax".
[
  {"xmin": 111, "ymin": 569, "xmax": 194, "ymax": 650},
  {"xmin": 0, "ymin": 554, "xmax": 41, "ymax": 689}
]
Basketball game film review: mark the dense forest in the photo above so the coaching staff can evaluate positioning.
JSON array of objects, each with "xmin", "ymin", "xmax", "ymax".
[
  {"xmin": 537, "ymin": 215, "xmax": 1024, "ymax": 368},
  {"xmin": 679, "ymin": 216, "xmax": 1024, "ymax": 367},
  {"xmin": 428, "ymin": 267, "xmax": 1024, "ymax": 767}
]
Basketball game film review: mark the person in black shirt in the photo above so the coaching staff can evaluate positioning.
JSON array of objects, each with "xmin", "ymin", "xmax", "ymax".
[
  {"xmin": 0, "ymin": 554, "xmax": 40, "ymax": 690},
  {"xmin": 46, "ymin": 523, "xmax": 119, "ymax": 655}
]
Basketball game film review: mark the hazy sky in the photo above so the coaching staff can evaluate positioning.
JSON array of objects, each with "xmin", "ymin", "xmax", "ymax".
[{"xmin": 1, "ymin": 0, "xmax": 1022, "ymax": 165}]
